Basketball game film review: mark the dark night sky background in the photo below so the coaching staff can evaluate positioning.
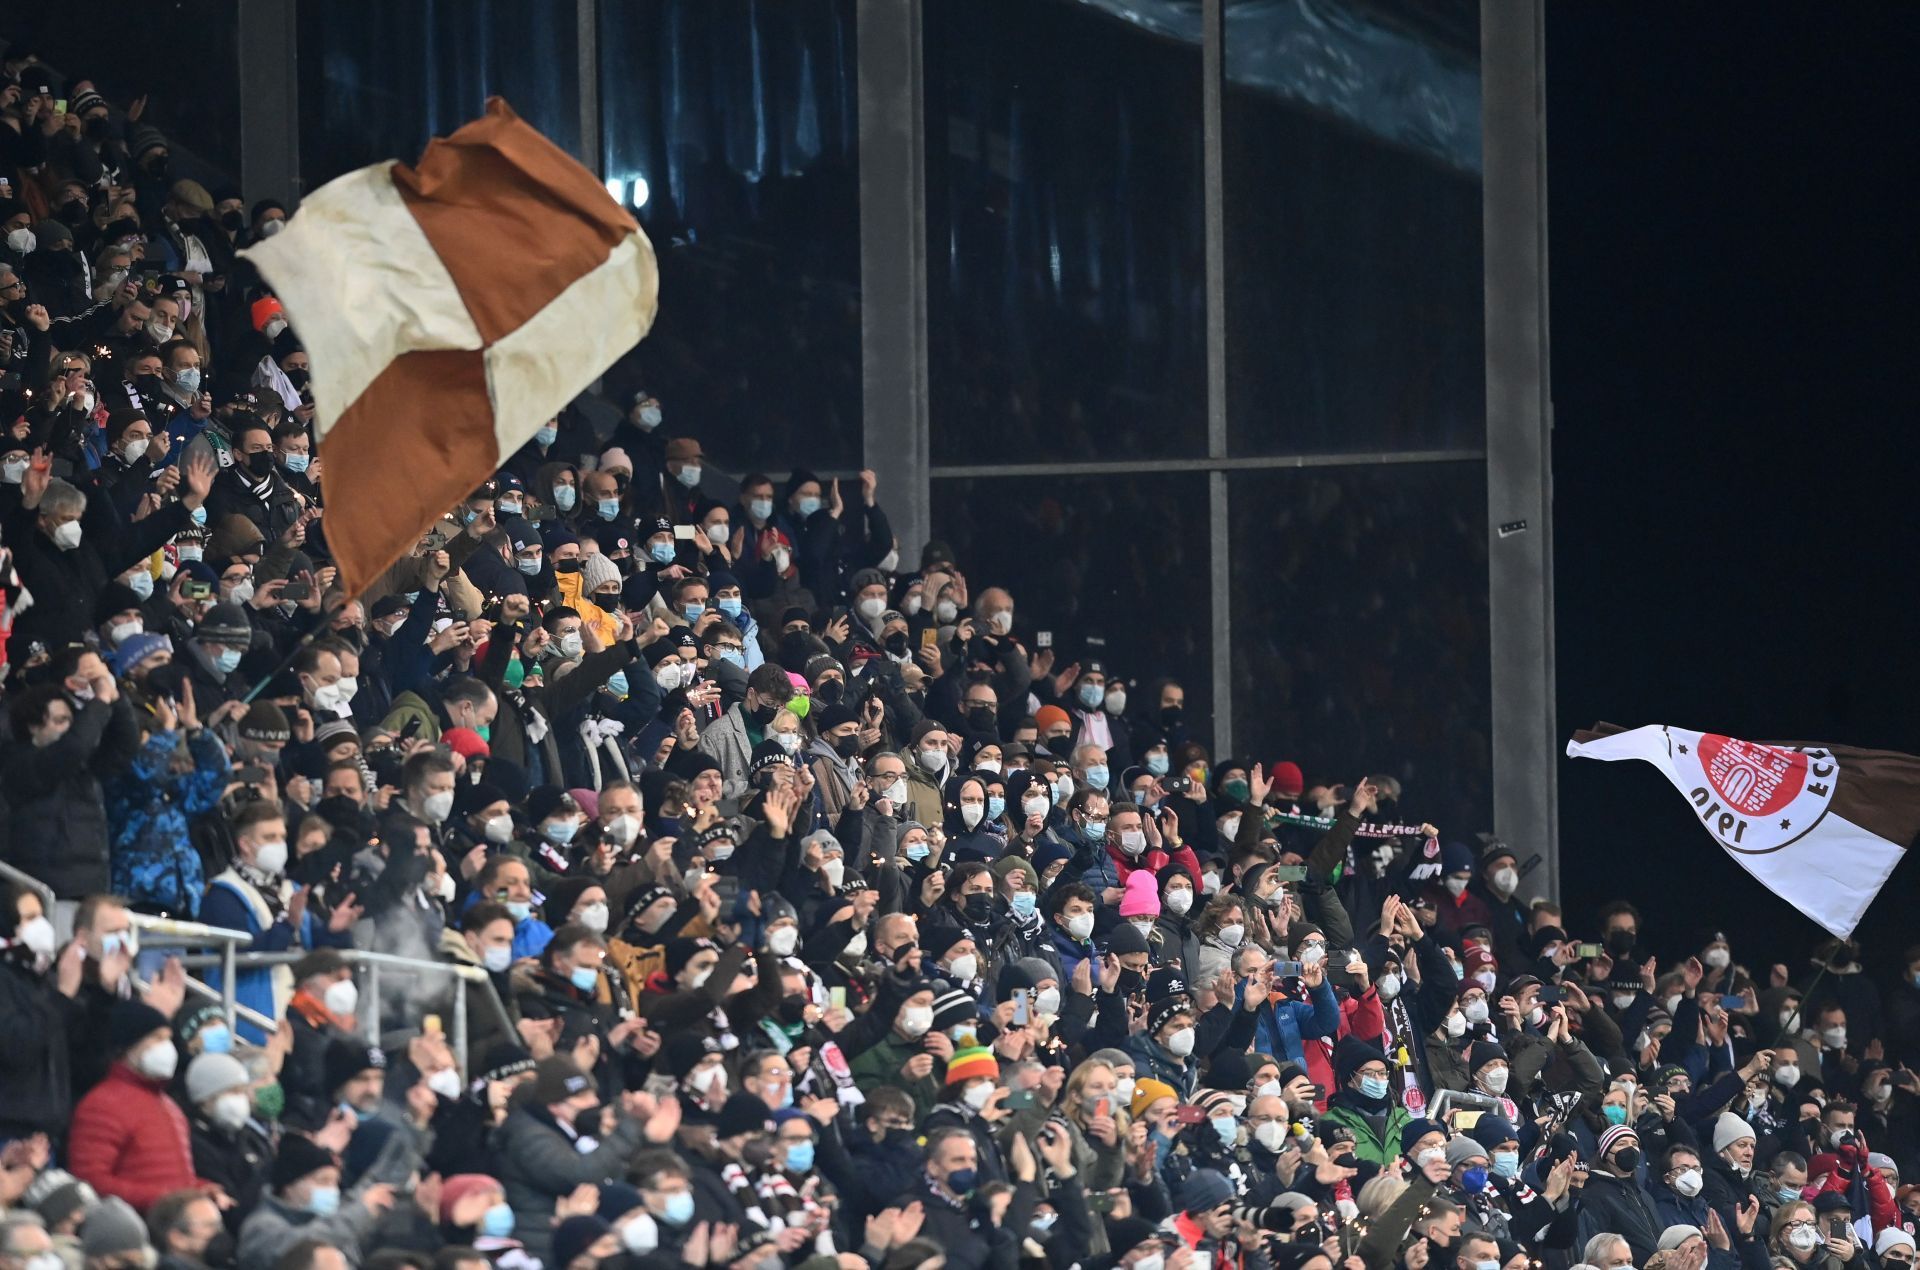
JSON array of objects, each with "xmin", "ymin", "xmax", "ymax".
[{"xmin": 1547, "ymin": 6, "xmax": 1920, "ymax": 970}]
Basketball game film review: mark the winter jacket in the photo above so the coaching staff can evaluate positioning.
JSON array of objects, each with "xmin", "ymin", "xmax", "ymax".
[
  {"xmin": 69, "ymin": 1062, "xmax": 209, "ymax": 1211},
  {"xmin": 1319, "ymin": 1092, "xmax": 1414, "ymax": 1170},
  {"xmin": 200, "ymin": 867, "xmax": 346, "ymax": 1044},
  {"xmin": 698, "ymin": 702, "xmax": 757, "ymax": 802},
  {"xmin": 235, "ymin": 1191, "xmax": 384, "ymax": 1270},
  {"xmin": 106, "ymin": 725, "xmax": 230, "ymax": 915},
  {"xmin": 2, "ymin": 696, "xmax": 141, "ymax": 897},
  {"xmin": 1246, "ymin": 977, "xmax": 1342, "ymax": 1070},
  {"xmin": 1575, "ymin": 1168, "xmax": 1665, "ymax": 1264},
  {"xmin": 189, "ymin": 1107, "xmax": 272, "ymax": 1233},
  {"xmin": 492, "ymin": 1104, "xmax": 648, "ymax": 1262},
  {"xmin": 850, "ymin": 1030, "xmax": 947, "ymax": 1120},
  {"xmin": 0, "ymin": 956, "xmax": 76, "ymax": 1137}
]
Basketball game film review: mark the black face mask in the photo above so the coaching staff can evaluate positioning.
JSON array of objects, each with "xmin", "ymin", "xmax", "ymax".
[
  {"xmin": 134, "ymin": 372, "xmax": 165, "ymax": 400},
  {"xmin": 963, "ymin": 893, "xmax": 995, "ymax": 924},
  {"xmin": 1115, "ymin": 968, "xmax": 1146, "ymax": 997},
  {"xmin": 967, "ymin": 705, "xmax": 997, "ymax": 731},
  {"xmin": 1160, "ymin": 705, "xmax": 1183, "ymax": 727},
  {"xmin": 144, "ymin": 156, "xmax": 171, "ymax": 180},
  {"xmin": 1612, "ymin": 1146, "xmax": 1641, "ymax": 1173},
  {"xmin": 815, "ymin": 678, "xmax": 845, "ymax": 707},
  {"xmin": 221, "ymin": 210, "xmax": 246, "ymax": 233},
  {"xmin": 283, "ymin": 366, "xmax": 310, "ymax": 390},
  {"xmin": 749, "ymin": 701, "xmax": 780, "ymax": 726},
  {"xmin": 57, "ymin": 200, "xmax": 88, "ymax": 227},
  {"xmin": 201, "ymin": 1229, "xmax": 237, "ymax": 1269},
  {"xmin": 1606, "ymin": 928, "xmax": 1636, "ymax": 957},
  {"xmin": 832, "ymin": 733, "xmax": 862, "ymax": 760},
  {"xmin": 884, "ymin": 631, "xmax": 909, "ymax": 656},
  {"xmin": 245, "ymin": 451, "xmax": 275, "ymax": 478}
]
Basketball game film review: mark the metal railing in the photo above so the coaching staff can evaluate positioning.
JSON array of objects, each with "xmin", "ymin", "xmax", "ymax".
[
  {"xmin": 0, "ymin": 862, "xmax": 509, "ymax": 1077},
  {"xmin": 174, "ymin": 947, "xmax": 513, "ymax": 1077}
]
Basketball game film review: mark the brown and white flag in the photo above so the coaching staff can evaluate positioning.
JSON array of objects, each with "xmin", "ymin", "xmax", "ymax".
[
  {"xmin": 1568, "ymin": 722, "xmax": 1920, "ymax": 937},
  {"xmin": 242, "ymin": 97, "xmax": 659, "ymax": 597}
]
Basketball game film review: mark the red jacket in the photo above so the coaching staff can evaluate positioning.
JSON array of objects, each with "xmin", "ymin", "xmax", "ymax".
[{"xmin": 69, "ymin": 1062, "xmax": 208, "ymax": 1212}]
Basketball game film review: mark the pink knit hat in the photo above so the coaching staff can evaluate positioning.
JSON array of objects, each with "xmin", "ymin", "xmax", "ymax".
[{"xmin": 1119, "ymin": 871, "xmax": 1162, "ymax": 918}]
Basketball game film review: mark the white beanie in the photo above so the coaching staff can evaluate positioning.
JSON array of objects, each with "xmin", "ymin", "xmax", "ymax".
[
  {"xmin": 1713, "ymin": 1111, "xmax": 1757, "ymax": 1154},
  {"xmin": 1875, "ymin": 1230, "xmax": 1916, "ymax": 1258},
  {"xmin": 1659, "ymin": 1226, "xmax": 1703, "ymax": 1252},
  {"xmin": 184, "ymin": 1051, "xmax": 251, "ymax": 1105}
]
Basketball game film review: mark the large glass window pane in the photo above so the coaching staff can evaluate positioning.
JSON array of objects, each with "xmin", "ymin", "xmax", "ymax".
[
  {"xmin": 298, "ymin": 0, "xmax": 582, "ymax": 187},
  {"xmin": 598, "ymin": 0, "xmax": 862, "ymax": 470},
  {"xmin": 4, "ymin": 0, "xmax": 242, "ymax": 178},
  {"xmin": 1229, "ymin": 463, "xmax": 1489, "ymax": 830},
  {"xmin": 1225, "ymin": 0, "xmax": 1484, "ymax": 455},
  {"xmin": 925, "ymin": 0, "xmax": 1206, "ymax": 465},
  {"xmin": 931, "ymin": 473, "xmax": 1212, "ymax": 750}
]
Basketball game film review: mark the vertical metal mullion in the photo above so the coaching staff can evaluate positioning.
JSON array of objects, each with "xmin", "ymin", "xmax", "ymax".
[
  {"xmin": 238, "ymin": 0, "xmax": 301, "ymax": 203},
  {"xmin": 857, "ymin": 0, "xmax": 932, "ymax": 559},
  {"xmin": 1202, "ymin": 0, "xmax": 1232, "ymax": 759},
  {"xmin": 1482, "ymin": 0, "xmax": 1556, "ymax": 895},
  {"xmin": 577, "ymin": 0, "xmax": 602, "ymax": 174}
]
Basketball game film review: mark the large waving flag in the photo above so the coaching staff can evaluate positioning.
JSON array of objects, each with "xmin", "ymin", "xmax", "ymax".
[
  {"xmin": 1568, "ymin": 722, "xmax": 1920, "ymax": 937},
  {"xmin": 242, "ymin": 98, "xmax": 658, "ymax": 597}
]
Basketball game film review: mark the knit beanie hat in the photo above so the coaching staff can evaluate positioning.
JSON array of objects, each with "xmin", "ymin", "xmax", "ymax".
[
  {"xmin": 553, "ymin": 1216, "xmax": 612, "ymax": 1269},
  {"xmin": 1119, "ymin": 871, "xmax": 1161, "ymax": 918},
  {"xmin": 323, "ymin": 1038, "xmax": 386, "ymax": 1094},
  {"xmin": 108, "ymin": 1000, "xmax": 170, "ymax": 1053},
  {"xmin": 1130, "ymin": 1078, "xmax": 1178, "ymax": 1118},
  {"xmin": 185, "ymin": 1052, "xmax": 251, "ymax": 1105},
  {"xmin": 269, "ymin": 1136, "xmax": 337, "ymax": 1191},
  {"xmin": 440, "ymin": 1173, "xmax": 505, "ymax": 1223},
  {"xmin": 1712, "ymin": 1112, "xmax": 1758, "ymax": 1154},
  {"xmin": 1597, "ymin": 1124, "xmax": 1638, "ymax": 1158},
  {"xmin": 79, "ymin": 1197, "xmax": 148, "ymax": 1258},
  {"xmin": 1178, "ymin": 1169, "xmax": 1233, "ymax": 1215},
  {"xmin": 1445, "ymin": 1136, "xmax": 1488, "ymax": 1167},
  {"xmin": 945, "ymin": 1047, "xmax": 999, "ymax": 1086},
  {"xmin": 716, "ymin": 1092, "xmax": 773, "ymax": 1139},
  {"xmin": 1400, "ymin": 1118, "xmax": 1445, "ymax": 1157},
  {"xmin": 1659, "ymin": 1226, "xmax": 1704, "ymax": 1252},
  {"xmin": 580, "ymin": 552, "xmax": 622, "ymax": 595}
]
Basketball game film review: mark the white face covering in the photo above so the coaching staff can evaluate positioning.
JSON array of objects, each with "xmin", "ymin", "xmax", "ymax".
[
  {"xmin": 577, "ymin": 903, "xmax": 610, "ymax": 933},
  {"xmin": 767, "ymin": 926, "xmax": 799, "ymax": 957},
  {"xmin": 1480, "ymin": 1066, "xmax": 1510, "ymax": 1094},
  {"xmin": 136, "ymin": 1040, "xmax": 180, "ymax": 1081},
  {"xmin": 1164, "ymin": 888, "xmax": 1193, "ymax": 915},
  {"xmin": 1165, "ymin": 1027, "xmax": 1196, "ymax": 1057},
  {"xmin": 324, "ymin": 978, "xmax": 360, "ymax": 1017}
]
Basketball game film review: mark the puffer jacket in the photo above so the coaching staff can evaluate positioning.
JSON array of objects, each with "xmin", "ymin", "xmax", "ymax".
[
  {"xmin": 107, "ymin": 725, "xmax": 230, "ymax": 915},
  {"xmin": 69, "ymin": 1062, "xmax": 209, "ymax": 1210},
  {"xmin": 0, "ymin": 955, "xmax": 75, "ymax": 1138},
  {"xmin": 492, "ymin": 1104, "xmax": 647, "ymax": 1262}
]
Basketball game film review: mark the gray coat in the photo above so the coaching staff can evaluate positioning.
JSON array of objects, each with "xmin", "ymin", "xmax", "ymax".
[
  {"xmin": 492, "ymin": 1106, "xmax": 647, "ymax": 1261},
  {"xmin": 698, "ymin": 704, "xmax": 755, "ymax": 801},
  {"xmin": 235, "ymin": 1193, "xmax": 381, "ymax": 1270}
]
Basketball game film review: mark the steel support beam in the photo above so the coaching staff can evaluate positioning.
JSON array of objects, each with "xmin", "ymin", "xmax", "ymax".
[
  {"xmin": 1482, "ymin": 1, "xmax": 1557, "ymax": 895},
  {"xmin": 1202, "ymin": 0, "xmax": 1232, "ymax": 759},
  {"xmin": 237, "ymin": 0, "xmax": 300, "ymax": 204},
  {"xmin": 857, "ymin": 0, "xmax": 932, "ymax": 563},
  {"xmin": 577, "ymin": 0, "xmax": 601, "ymax": 174}
]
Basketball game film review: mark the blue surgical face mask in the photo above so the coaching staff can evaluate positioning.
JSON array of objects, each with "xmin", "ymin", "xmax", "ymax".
[
  {"xmin": 200, "ymin": 1024, "xmax": 233, "ymax": 1054},
  {"xmin": 597, "ymin": 498, "xmax": 621, "ymax": 521},
  {"xmin": 1359, "ymin": 1074, "xmax": 1389, "ymax": 1100},
  {"xmin": 796, "ymin": 495, "xmax": 822, "ymax": 518},
  {"xmin": 606, "ymin": 671, "xmax": 629, "ymax": 698},
  {"xmin": 191, "ymin": 504, "xmax": 207, "ymax": 526},
  {"xmin": 480, "ymin": 1202, "xmax": 515, "ymax": 1238},
  {"xmin": 676, "ymin": 464, "xmax": 702, "ymax": 489},
  {"xmin": 498, "ymin": 499, "xmax": 524, "ymax": 518},
  {"xmin": 1077, "ymin": 682, "xmax": 1104, "ymax": 709},
  {"xmin": 683, "ymin": 602, "xmax": 705, "ymax": 623},
  {"xmin": 307, "ymin": 1186, "xmax": 340, "ymax": 1216},
  {"xmin": 176, "ymin": 368, "xmax": 202, "ymax": 395},
  {"xmin": 545, "ymin": 819, "xmax": 579, "ymax": 845},
  {"xmin": 1010, "ymin": 892, "xmax": 1037, "ymax": 920},
  {"xmin": 570, "ymin": 966, "xmax": 599, "ymax": 993},
  {"xmin": 535, "ymin": 424, "xmax": 558, "ymax": 447},
  {"xmin": 906, "ymin": 841, "xmax": 931, "ymax": 862},
  {"xmin": 1212, "ymin": 1116, "xmax": 1238, "ymax": 1147},
  {"xmin": 749, "ymin": 498, "xmax": 773, "ymax": 522},
  {"xmin": 507, "ymin": 901, "xmax": 532, "ymax": 922},
  {"xmin": 662, "ymin": 1191, "xmax": 696, "ymax": 1226},
  {"xmin": 649, "ymin": 541, "xmax": 676, "ymax": 565},
  {"xmin": 784, "ymin": 1141, "xmax": 816, "ymax": 1173},
  {"xmin": 1085, "ymin": 764, "xmax": 1110, "ymax": 791},
  {"xmin": 987, "ymin": 795, "xmax": 1005, "ymax": 820},
  {"xmin": 282, "ymin": 452, "xmax": 309, "ymax": 474},
  {"xmin": 214, "ymin": 647, "xmax": 242, "ymax": 674},
  {"xmin": 1146, "ymin": 751, "xmax": 1170, "ymax": 776},
  {"xmin": 717, "ymin": 597, "xmax": 743, "ymax": 618},
  {"xmin": 553, "ymin": 484, "xmax": 576, "ymax": 510},
  {"xmin": 1492, "ymin": 1150, "xmax": 1520, "ymax": 1178},
  {"xmin": 516, "ymin": 556, "xmax": 542, "ymax": 576},
  {"xmin": 714, "ymin": 649, "xmax": 743, "ymax": 668}
]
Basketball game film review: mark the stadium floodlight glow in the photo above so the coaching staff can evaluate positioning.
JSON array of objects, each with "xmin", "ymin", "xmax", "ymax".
[
  {"xmin": 605, "ymin": 177, "xmax": 625, "ymax": 205},
  {"xmin": 630, "ymin": 176, "xmax": 650, "ymax": 209}
]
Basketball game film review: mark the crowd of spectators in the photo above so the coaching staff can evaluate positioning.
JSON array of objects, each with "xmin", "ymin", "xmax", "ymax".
[{"xmin": 6, "ymin": 49, "xmax": 1920, "ymax": 1270}]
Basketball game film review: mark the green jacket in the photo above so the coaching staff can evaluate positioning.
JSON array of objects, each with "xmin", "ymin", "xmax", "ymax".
[
  {"xmin": 849, "ymin": 1031, "xmax": 946, "ymax": 1121},
  {"xmin": 1319, "ymin": 1097, "xmax": 1413, "ymax": 1168}
]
